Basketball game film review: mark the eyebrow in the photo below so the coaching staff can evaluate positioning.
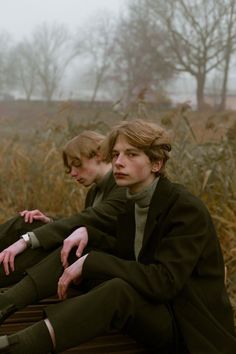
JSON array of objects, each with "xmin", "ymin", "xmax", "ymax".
[{"xmin": 112, "ymin": 147, "xmax": 140, "ymax": 152}]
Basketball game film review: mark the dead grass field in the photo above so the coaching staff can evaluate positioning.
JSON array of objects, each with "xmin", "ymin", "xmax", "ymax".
[{"xmin": 0, "ymin": 100, "xmax": 235, "ymax": 322}]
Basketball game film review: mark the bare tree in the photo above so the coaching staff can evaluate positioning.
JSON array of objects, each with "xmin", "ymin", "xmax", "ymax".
[
  {"xmin": 218, "ymin": 0, "xmax": 236, "ymax": 110},
  {"xmin": 146, "ymin": 0, "xmax": 236, "ymax": 110},
  {"xmin": 74, "ymin": 12, "xmax": 116, "ymax": 103},
  {"xmin": 9, "ymin": 41, "xmax": 37, "ymax": 101},
  {"xmin": 112, "ymin": 0, "xmax": 175, "ymax": 104},
  {"xmin": 0, "ymin": 31, "xmax": 12, "ymax": 95},
  {"xmin": 30, "ymin": 23, "xmax": 74, "ymax": 102}
]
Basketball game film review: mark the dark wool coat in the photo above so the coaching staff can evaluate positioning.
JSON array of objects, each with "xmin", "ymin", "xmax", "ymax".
[
  {"xmin": 83, "ymin": 176, "xmax": 236, "ymax": 354},
  {"xmin": 33, "ymin": 171, "xmax": 127, "ymax": 250}
]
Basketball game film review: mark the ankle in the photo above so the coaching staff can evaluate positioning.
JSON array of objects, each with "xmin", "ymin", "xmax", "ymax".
[
  {"xmin": 6, "ymin": 320, "xmax": 53, "ymax": 354},
  {"xmin": 0, "ymin": 294, "xmax": 17, "ymax": 324}
]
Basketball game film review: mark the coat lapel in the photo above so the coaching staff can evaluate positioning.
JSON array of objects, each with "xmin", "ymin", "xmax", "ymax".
[
  {"xmin": 85, "ymin": 171, "xmax": 115, "ymax": 207},
  {"xmin": 141, "ymin": 177, "xmax": 174, "ymax": 252},
  {"xmin": 85, "ymin": 185, "xmax": 97, "ymax": 207},
  {"xmin": 116, "ymin": 201, "xmax": 136, "ymax": 259},
  {"xmin": 101, "ymin": 171, "xmax": 116, "ymax": 199}
]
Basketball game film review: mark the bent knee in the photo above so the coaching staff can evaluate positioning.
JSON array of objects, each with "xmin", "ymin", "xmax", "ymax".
[
  {"xmin": 103, "ymin": 278, "xmax": 133, "ymax": 293},
  {"xmin": 100, "ymin": 278, "xmax": 138, "ymax": 305}
]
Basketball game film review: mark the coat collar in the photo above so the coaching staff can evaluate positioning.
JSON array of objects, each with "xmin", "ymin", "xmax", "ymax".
[
  {"xmin": 123, "ymin": 176, "xmax": 173, "ymax": 226},
  {"xmin": 85, "ymin": 170, "xmax": 115, "ymax": 207},
  {"xmin": 117, "ymin": 177, "xmax": 174, "ymax": 261},
  {"xmin": 119, "ymin": 177, "xmax": 174, "ymax": 255},
  {"xmin": 146, "ymin": 176, "xmax": 173, "ymax": 224},
  {"xmin": 141, "ymin": 176, "xmax": 174, "ymax": 251}
]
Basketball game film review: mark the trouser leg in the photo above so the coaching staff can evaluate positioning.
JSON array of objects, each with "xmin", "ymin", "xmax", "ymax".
[
  {"xmin": 26, "ymin": 247, "xmax": 95, "ymax": 300},
  {"xmin": 0, "ymin": 248, "xmax": 52, "ymax": 287},
  {"xmin": 0, "ymin": 320, "xmax": 53, "ymax": 354},
  {"xmin": 0, "ymin": 248, "xmax": 63, "ymax": 321},
  {"xmin": 2, "ymin": 246, "xmax": 87, "ymax": 314},
  {"xmin": 126, "ymin": 302, "xmax": 174, "ymax": 353},
  {"xmin": 1, "ymin": 247, "xmax": 100, "ymax": 324},
  {"xmin": 45, "ymin": 278, "xmax": 174, "ymax": 353},
  {"xmin": 0, "ymin": 215, "xmax": 50, "ymax": 287},
  {"xmin": 26, "ymin": 247, "xmax": 64, "ymax": 299}
]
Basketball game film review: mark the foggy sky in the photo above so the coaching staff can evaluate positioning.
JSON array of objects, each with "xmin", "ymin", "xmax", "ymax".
[{"xmin": 0, "ymin": 0, "xmax": 126, "ymax": 39}]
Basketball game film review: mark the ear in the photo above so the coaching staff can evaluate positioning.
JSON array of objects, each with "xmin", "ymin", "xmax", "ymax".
[
  {"xmin": 151, "ymin": 160, "xmax": 163, "ymax": 173},
  {"xmin": 95, "ymin": 151, "xmax": 102, "ymax": 162}
]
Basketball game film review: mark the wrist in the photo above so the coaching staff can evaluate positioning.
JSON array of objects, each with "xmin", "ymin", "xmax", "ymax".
[
  {"xmin": 20, "ymin": 233, "xmax": 32, "ymax": 248},
  {"xmin": 19, "ymin": 239, "xmax": 28, "ymax": 251}
]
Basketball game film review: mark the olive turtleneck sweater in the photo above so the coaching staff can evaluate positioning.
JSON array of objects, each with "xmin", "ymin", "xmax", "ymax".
[{"xmin": 126, "ymin": 177, "xmax": 159, "ymax": 259}]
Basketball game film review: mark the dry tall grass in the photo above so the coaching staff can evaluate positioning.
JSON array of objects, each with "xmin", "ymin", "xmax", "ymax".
[
  {"xmin": 162, "ymin": 105, "xmax": 236, "ymax": 320},
  {"xmin": 0, "ymin": 101, "xmax": 235, "ymax": 323},
  {"xmin": 0, "ymin": 125, "xmax": 87, "ymax": 221}
]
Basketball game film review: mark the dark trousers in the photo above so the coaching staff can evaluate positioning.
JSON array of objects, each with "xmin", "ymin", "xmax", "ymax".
[
  {"xmin": 26, "ymin": 248, "xmax": 174, "ymax": 353},
  {"xmin": 0, "ymin": 215, "xmax": 51, "ymax": 287}
]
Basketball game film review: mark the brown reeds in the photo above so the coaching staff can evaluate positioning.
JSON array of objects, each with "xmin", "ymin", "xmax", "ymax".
[{"xmin": 0, "ymin": 101, "xmax": 235, "ymax": 323}]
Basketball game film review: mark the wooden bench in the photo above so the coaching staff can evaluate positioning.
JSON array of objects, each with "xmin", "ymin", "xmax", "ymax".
[{"xmin": 0, "ymin": 295, "xmax": 148, "ymax": 354}]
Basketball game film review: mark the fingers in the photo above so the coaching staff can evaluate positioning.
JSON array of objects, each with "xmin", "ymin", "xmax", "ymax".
[
  {"xmin": 32, "ymin": 215, "xmax": 51, "ymax": 223},
  {"xmin": 20, "ymin": 210, "xmax": 28, "ymax": 221},
  {"xmin": 0, "ymin": 251, "xmax": 15, "ymax": 275},
  {"xmin": 3, "ymin": 255, "xmax": 10, "ymax": 275},
  {"xmin": 0, "ymin": 251, "xmax": 9, "ymax": 275},
  {"xmin": 61, "ymin": 240, "xmax": 86, "ymax": 269},
  {"xmin": 9, "ymin": 253, "xmax": 15, "ymax": 272},
  {"xmin": 76, "ymin": 240, "xmax": 87, "ymax": 258},
  {"xmin": 61, "ymin": 245, "xmax": 71, "ymax": 269},
  {"xmin": 57, "ymin": 259, "xmax": 83, "ymax": 300},
  {"xmin": 20, "ymin": 209, "xmax": 47, "ymax": 223},
  {"xmin": 57, "ymin": 273, "xmax": 69, "ymax": 300},
  {"xmin": 0, "ymin": 240, "xmax": 26, "ymax": 276},
  {"xmin": 20, "ymin": 210, "xmax": 34, "ymax": 223}
]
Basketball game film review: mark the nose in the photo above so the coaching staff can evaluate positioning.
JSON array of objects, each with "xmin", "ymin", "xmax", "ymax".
[
  {"xmin": 70, "ymin": 166, "xmax": 79, "ymax": 177},
  {"xmin": 114, "ymin": 154, "xmax": 125, "ymax": 166}
]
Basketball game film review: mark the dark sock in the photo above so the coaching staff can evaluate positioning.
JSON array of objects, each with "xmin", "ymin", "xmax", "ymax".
[
  {"xmin": 0, "ymin": 291, "xmax": 17, "ymax": 325},
  {"xmin": 8, "ymin": 320, "xmax": 53, "ymax": 354},
  {"xmin": 3, "ymin": 275, "xmax": 38, "ymax": 309}
]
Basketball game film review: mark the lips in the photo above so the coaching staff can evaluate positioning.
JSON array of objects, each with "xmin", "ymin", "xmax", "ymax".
[
  {"xmin": 77, "ymin": 178, "xmax": 85, "ymax": 184},
  {"xmin": 114, "ymin": 172, "xmax": 128, "ymax": 178}
]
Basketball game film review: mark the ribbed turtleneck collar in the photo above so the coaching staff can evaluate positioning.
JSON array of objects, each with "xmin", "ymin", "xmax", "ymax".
[{"xmin": 126, "ymin": 177, "xmax": 159, "ymax": 208}]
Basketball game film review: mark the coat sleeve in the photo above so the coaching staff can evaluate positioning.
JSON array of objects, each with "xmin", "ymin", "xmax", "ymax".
[
  {"xmin": 85, "ymin": 225, "xmax": 117, "ymax": 254},
  {"xmin": 33, "ymin": 187, "xmax": 126, "ymax": 250},
  {"xmin": 82, "ymin": 196, "xmax": 215, "ymax": 302}
]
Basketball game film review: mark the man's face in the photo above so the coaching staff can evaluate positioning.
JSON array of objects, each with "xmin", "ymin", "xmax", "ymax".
[
  {"xmin": 112, "ymin": 134, "xmax": 159, "ymax": 193},
  {"xmin": 67, "ymin": 155, "xmax": 100, "ymax": 187}
]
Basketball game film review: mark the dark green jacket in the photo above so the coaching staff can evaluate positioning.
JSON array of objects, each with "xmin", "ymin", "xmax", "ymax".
[
  {"xmin": 83, "ymin": 176, "xmax": 236, "ymax": 354},
  {"xmin": 34, "ymin": 171, "xmax": 126, "ymax": 250}
]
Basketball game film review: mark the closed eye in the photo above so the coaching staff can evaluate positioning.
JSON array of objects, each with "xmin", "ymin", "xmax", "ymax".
[{"xmin": 71, "ymin": 159, "xmax": 82, "ymax": 168}]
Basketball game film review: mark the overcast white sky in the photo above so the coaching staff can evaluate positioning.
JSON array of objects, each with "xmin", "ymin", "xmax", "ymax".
[
  {"xmin": 1, "ymin": 0, "xmax": 235, "ymax": 101},
  {"xmin": 0, "ymin": 0, "xmax": 127, "ymax": 40}
]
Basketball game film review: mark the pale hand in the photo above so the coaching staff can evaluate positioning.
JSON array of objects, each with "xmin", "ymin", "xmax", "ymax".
[
  {"xmin": 57, "ymin": 254, "xmax": 88, "ymax": 300},
  {"xmin": 0, "ymin": 239, "xmax": 27, "ymax": 275},
  {"xmin": 20, "ymin": 209, "xmax": 52, "ymax": 224},
  {"xmin": 61, "ymin": 227, "xmax": 88, "ymax": 269}
]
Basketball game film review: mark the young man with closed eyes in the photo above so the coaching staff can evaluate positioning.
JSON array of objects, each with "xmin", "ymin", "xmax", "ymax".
[{"xmin": 0, "ymin": 130, "xmax": 126, "ymax": 286}]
